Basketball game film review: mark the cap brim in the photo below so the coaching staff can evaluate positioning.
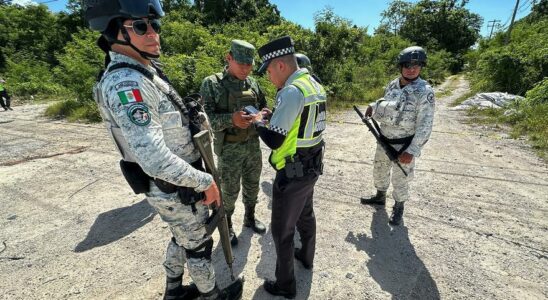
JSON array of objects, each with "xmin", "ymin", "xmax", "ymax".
[{"xmin": 257, "ymin": 61, "xmax": 270, "ymax": 75}]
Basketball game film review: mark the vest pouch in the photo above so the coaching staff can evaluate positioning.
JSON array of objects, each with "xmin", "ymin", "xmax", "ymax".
[
  {"xmin": 225, "ymin": 89, "xmax": 258, "ymax": 142},
  {"xmin": 119, "ymin": 160, "xmax": 151, "ymax": 194}
]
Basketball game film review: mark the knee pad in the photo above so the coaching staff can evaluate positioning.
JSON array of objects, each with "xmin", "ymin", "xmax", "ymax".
[{"xmin": 184, "ymin": 238, "xmax": 213, "ymax": 260}]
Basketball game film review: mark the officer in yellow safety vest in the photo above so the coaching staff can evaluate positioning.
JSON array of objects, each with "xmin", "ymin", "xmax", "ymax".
[{"xmin": 253, "ymin": 36, "xmax": 326, "ymax": 299}]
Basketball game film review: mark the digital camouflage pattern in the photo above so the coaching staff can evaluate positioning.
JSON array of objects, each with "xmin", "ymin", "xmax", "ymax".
[
  {"xmin": 369, "ymin": 77, "xmax": 435, "ymax": 202},
  {"xmin": 230, "ymin": 39, "xmax": 255, "ymax": 64},
  {"xmin": 200, "ymin": 68, "xmax": 266, "ymax": 215},
  {"xmin": 94, "ymin": 51, "xmax": 216, "ymax": 293}
]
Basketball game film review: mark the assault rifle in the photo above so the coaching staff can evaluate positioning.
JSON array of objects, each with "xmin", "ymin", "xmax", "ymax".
[
  {"xmin": 353, "ymin": 105, "xmax": 408, "ymax": 177},
  {"xmin": 193, "ymin": 130, "xmax": 235, "ymax": 281}
]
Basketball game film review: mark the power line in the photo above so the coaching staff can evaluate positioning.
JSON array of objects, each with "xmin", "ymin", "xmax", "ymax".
[
  {"xmin": 518, "ymin": 0, "xmax": 531, "ymax": 9},
  {"xmin": 519, "ymin": 2, "xmax": 532, "ymax": 13},
  {"xmin": 487, "ymin": 19, "xmax": 501, "ymax": 39},
  {"xmin": 518, "ymin": 0, "xmax": 531, "ymax": 10}
]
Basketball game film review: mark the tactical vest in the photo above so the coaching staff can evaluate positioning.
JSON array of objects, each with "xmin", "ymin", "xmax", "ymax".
[
  {"xmin": 214, "ymin": 73, "xmax": 259, "ymax": 143},
  {"xmin": 94, "ymin": 63, "xmax": 205, "ymax": 163},
  {"xmin": 270, "ymin": 73, "xmax": 327, "ymax": 170}
]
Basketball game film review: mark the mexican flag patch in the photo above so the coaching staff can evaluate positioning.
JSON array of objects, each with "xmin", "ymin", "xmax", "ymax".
[{"xmin": 117, "ymin": 89, "xmax": 143, "ymax": 104}]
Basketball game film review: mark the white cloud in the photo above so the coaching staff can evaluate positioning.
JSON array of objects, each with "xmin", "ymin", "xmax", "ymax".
[{"xmin": 11, "ymin": 0, "xmax": 39, "ymax": 6}]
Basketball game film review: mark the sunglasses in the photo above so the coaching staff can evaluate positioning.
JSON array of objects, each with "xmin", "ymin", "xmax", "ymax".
[
  {"xmin": 402, "ymin": 62, "xmax": 422, "ymax": 69},
  {"xmin": 124, "ymin": 19, "xmax": 161, "ymax": 36}
]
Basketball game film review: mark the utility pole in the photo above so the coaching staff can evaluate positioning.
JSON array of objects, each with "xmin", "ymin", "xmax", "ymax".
[
  {"xmin": 487, "ymin": 19, "xmax": 501, "ymax": 39},
  {"xmin": 505, "ymin": 0, "xmax": 521, "ymax": 44}
]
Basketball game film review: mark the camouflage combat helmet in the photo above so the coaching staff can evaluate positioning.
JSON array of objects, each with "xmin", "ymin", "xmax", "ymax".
[
  {"xmin": 398, "ymin": 46, "xmax": 427, "ymax": 66},
  {"xmin": 295, "ymin": 53, "xmax": 312, "ymax": 69},
  {"xmin": 84, "ymin": 0, "xmax": 165, "ymax": 60},
  {"xmin": 84, "ymin": 0, "xmax": 164, "ymax": 32}
]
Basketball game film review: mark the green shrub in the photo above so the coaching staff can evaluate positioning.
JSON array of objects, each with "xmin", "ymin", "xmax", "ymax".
[
  {"xmin": 4, "ymin": 56, "xmax": 67, "ymax": 96},
  {"xmin": 53, "ymin": 29, "xmax": 103, "ymax": 103}
]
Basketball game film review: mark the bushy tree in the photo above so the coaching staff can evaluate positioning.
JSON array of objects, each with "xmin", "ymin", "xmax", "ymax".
[
  {"xmin": 471, "ymin": 19, "xmax": 547, "ymax": 95},
  {"xmin": 4, "ymin": 55, "xmax": 66, "ymax": 96},
  {"xmin": 380, "ymin": 0, "xmax": 481, "ymax": 72},
  {"xmin": 0, "ymin": 4, "xmax": 66, "ymax": 69},
  {"xmin": 53, "ymin": 29, "xmax": 103, "ymax": 102}
]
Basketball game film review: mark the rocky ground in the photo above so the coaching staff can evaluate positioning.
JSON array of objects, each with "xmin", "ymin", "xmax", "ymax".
[{"xmin": 0, "ymin": 76, "xmax": 546, "ymax": 299}]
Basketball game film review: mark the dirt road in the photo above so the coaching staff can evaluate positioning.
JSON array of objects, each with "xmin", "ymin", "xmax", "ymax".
[{"xmin": 0, "ymin": 76, "xmax": 546, "ymax": 299}]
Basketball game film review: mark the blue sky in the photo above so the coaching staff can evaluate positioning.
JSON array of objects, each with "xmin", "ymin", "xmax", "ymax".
[{"xmin": 25, "ymin": 0, "xmax": 533, "ymax": 37}]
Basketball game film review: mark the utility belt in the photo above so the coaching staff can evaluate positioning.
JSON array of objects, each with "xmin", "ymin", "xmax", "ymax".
[
  {"xmin": 380, "ymin": 134, "xmax": 414, "ymax": 154},
  {"xmin": 119, "ymin": 159, "xmax": 205, "ymax": 206},
  {"xmin": 224, "ymin": 128, "xmax": 257, "ymax": 143},
  {"xmin": 282, "ymin": 144, "xmax": 325, "ymax": 179}
]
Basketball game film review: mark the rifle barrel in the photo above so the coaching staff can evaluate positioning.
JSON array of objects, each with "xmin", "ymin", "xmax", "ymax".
[{"xmin": 353, "ymin": 105, "xmax": 408, "ymax": 177}]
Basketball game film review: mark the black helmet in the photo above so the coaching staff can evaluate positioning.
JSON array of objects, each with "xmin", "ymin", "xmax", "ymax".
[
  {"xmin": 85, "ymin": 0, "xmax": 164, "ymax": 32},
  {"xmin": 398, "ymin": 46, "xmax": 427, "ymax": 66},
  {"xmin": 295, "ymin": 53, "xmax": 311, "ymax": 68}
]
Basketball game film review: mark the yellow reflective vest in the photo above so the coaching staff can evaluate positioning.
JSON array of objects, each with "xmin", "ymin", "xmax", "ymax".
[{"xmin": 270, "ymin": 73, "xmax": 326, "ymax": 170}]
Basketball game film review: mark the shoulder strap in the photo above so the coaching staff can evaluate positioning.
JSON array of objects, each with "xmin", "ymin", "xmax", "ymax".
[{"xmin": 107, "ymin": 62, "xmax": 189, "ymax": 117}]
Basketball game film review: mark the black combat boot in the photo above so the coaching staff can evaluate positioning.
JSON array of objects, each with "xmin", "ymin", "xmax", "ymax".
[
  {"xmin": 200, "ymin": 278, "xmax": 244, "ymax": 300},
  {"xmin": 243, "ymin": 205, "xmax": 266, "ymax": 234},
  {"xmin": 389, "ymin": 201, "xmax": 405, "ymax": 226},
  {"xmin": 360, "ymin": 190, "xmax": 386, "ymax": 205},
  {"xmin": 226, "ymin": 216, "xmax": 238, "ymax": 246},
  {"xmin": 164, "ymin": 276, "xmax": 200, "ymax": 300}
]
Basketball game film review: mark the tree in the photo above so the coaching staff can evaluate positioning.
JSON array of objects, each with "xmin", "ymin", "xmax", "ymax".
[
  {"xmin": 380, "ymin": 0, "xmax": 482, "ymax": 71},
  {"xmin": 0, "ymin": 4, "xmax": 66, "ymax": 70},
  {"xmin": 379, "ymin": 0, "xmax": 412, "ymax": 35},
  {"xmin": 399, "ymin": 0, "xmax": 482, "ymax": 54}
]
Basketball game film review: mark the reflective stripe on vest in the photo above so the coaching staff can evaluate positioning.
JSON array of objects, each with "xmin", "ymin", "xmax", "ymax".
[{"xmin": 270, "ymin": 73, "xmax": 327, "ymax": 170}]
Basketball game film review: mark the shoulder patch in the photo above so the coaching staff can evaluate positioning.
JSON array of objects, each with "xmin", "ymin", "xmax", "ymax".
[
  {"xmin": 427, "ymin": 92, "xmax": 435, "ymax": 104},
  {"xmin": 114, "ymin": 81, "xmax": 139, "ymax": 91},
  {"xmin": 127, "ymin": 103, "xmax": 151, "ymax": 126},
  {"xmin": 117, "ymin": 88, "xmax": 144, "ymax": 104}
]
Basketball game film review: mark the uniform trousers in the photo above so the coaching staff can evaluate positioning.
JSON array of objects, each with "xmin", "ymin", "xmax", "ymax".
[
  {"xmin": 271, "ymin": 170, "xmax": 318, "ymax": 293},
  {"xmin": 373, "ymin": 143, "xmax": 415, "ymax": 202},
  {"xmin": 218, "ymin": 137, "xmax": 262, "ymax": 215},
  {"xmin": 0, "ymin": 90, "xmax": 10, "ymax": 109}
]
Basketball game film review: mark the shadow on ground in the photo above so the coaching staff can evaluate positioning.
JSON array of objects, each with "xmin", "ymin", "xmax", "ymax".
[
  {"xmin": 74, "ymin": 199, "xmax": 155, "ymax": 252},
  {"xmin": 346, "ymin": 207, "xmax": 440, "ymax": 300}
]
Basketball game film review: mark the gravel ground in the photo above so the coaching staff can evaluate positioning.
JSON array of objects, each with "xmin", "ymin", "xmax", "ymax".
[{"xmin": 0, "ymin": 76, "xmax": 546, "ymax": 300}]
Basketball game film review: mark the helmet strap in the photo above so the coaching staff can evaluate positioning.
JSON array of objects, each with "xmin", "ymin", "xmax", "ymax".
[{"xmin": 105, "ymin": 19, "xmax": 160, "ymax": 61}]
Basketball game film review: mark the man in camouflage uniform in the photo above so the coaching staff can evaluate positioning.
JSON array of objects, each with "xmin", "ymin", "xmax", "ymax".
[
  {"xmin": 360, "ymin": 46, "xmax": 435, "ymax": 226},
  {"xmin": 200, "ymin": 40, "xmax": 267, "ymax": 246},
  {"xmin": 85, "ymin": 1, "xmax": 242, "ymax": 299}
]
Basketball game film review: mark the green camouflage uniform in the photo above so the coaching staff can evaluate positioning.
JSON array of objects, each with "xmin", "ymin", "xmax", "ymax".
[{"xmin": 200, "ymin": 40, "xmax": 267, "ymax": 217}]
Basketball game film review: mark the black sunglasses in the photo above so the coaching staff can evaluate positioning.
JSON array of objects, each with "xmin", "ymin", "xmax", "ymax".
[
  {"xmin": 402, "ymin": 62, "xmax": 422, "ymax": 69},
  {"xmin": 124, "ymin": 19, "xmax": 161, "ymax": 36}
]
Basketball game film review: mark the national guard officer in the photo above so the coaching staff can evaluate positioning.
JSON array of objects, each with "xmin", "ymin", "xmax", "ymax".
[
  {"xmin": 84, "ymin": 0, "xmax": 242, "ymax": 299},
  {"xmin": 254, "ymin": 36, "xmax": 326, "ymax": 298},
  {"xmin": 200, "ymin": 40, "xmax": 267, "ymax": 246},
  {"xmin": 360, "ymin": 46, "xmax": 435, "ymax": 226},
  {"xmin": 295, "ymin": 53, "xmax": 322, "ymax": 84}
]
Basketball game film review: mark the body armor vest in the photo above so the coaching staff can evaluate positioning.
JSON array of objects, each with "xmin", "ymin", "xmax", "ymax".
[{"xmin": 215, "ymin": 73, "xmax": 259, "ymax": 142}]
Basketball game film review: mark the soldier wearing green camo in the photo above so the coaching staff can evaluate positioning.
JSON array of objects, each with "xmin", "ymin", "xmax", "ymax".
[{"xmin": 200, "ymin": 40, "xmax": 268, "ymax": 246}]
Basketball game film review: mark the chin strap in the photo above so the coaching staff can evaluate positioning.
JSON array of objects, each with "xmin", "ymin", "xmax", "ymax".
[{"xmin": 102, "ymin": 19, "xmax": 160, "ymax": 61}]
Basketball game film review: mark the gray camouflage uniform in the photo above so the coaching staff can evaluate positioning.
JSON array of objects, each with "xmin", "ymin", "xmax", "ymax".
[
  {"xmin": 369, "ymin": 76, "xmax": 435, "ymax": 203},
  {"xmin": 94, "ymin": 51, "xmax": 216, "ymax": 293}
]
